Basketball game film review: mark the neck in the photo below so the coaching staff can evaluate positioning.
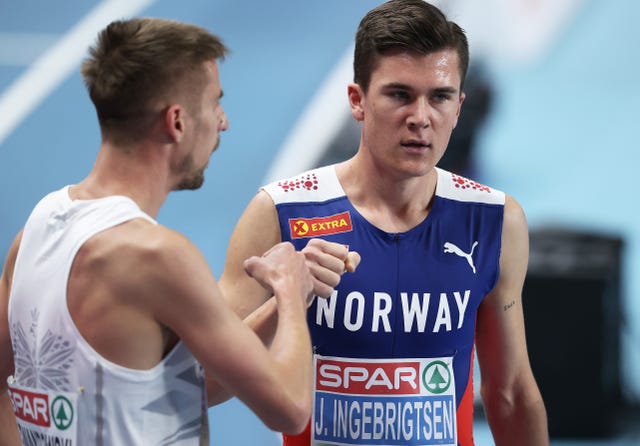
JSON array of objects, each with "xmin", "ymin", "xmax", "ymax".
[
  {"xmin": 335, "ymin": 154, "xmax": 438, "ymax": 233},
  {"xmin": 69, "ymin": 142, "xmax": 172, "ymax": 218}
]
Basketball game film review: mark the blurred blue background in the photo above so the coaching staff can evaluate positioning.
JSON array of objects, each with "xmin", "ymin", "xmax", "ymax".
[{"xmin": 1, "ymin": 0, "xmax": 638, "ymax": 444}]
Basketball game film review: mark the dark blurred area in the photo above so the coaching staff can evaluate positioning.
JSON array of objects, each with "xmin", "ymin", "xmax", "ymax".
[
  {"xmin": 438, "ymin": 64, "xmax": 493, "ymax": 178},
  {"xmin": 523, "ymin": 228, "xmax": 631, "ymax": 438}
]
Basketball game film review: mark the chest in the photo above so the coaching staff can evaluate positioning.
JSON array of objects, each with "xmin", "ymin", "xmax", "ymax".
[{"xmin": 277, "ymin": 197, "xmax": 503, "ymax": 357}]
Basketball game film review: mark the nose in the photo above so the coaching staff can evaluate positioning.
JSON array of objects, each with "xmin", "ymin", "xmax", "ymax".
[
  {"xmin": 407, "ymin": 97, "xmax": 430, "ymax": 129},
  {"xmin": 219, "ymin": 108, "xmax": 229, "ymax": 132}
]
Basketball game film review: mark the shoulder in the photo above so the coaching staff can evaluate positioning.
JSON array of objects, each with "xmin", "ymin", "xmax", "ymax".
[
  {"xmin": 501, "ymin": 194, "xmax": 529, "ymax": 258},
  {"xmin": 80, "ymin": 219, "xmax": 205, "ymax": 294},
  {"xmin": 262, "ymin": 165, "xmax": 344, "ymax": 205},
  {"xmin": 435, "ymin": 167, "xmax": 505, "ymax": 205}
]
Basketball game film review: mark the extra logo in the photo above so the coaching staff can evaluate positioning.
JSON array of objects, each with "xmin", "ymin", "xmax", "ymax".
[{"xmin": 289, "ymin": 211, "xmax": 352, "ymax": 239}]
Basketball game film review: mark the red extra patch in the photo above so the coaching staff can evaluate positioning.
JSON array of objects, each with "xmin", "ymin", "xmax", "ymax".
[{"xmin": 289, "ymin": 211, "xmax": 353, "ymax": 239}]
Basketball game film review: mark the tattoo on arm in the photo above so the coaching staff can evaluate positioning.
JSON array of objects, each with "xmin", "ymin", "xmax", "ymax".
[{"xmin": 503, "ymin": 300, "xmax": 516, "ymax": 312}]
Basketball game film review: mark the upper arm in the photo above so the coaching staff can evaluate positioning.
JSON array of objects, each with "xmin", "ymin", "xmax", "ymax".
[
  {"xmin": 0, "ymin": 231, "xmax": 23, "ymax": 385},
  {"xmin": 476, "ymin": 195, "xmax": 533, "ymax": 390},
  {"xmin": 146, "ymin": 231, "xmax": 309, "ymax": 429},
  {"xmin": 219, "ymin": 190, "xmax": 281, "ymax": 317},
  {"xmin": 0, "ymin": 232, "xmax": 23, "ymax": 444}
]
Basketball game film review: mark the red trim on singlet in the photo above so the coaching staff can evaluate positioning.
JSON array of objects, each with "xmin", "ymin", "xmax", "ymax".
[
  {"xmin": 282, "ymin": 421, "xmax": 310, "ymax": 446},
  {"xmin": 457, "ymin": 348, "xmax": 476, "ymax": 446}
]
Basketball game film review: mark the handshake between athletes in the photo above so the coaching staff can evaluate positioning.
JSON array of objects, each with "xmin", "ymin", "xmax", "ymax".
[{"xmin": 242, "ymin": 238, "xmax": 362, "ymax": 305}]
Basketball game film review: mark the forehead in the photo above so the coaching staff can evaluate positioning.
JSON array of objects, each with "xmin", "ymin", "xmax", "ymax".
[
  {"xmin": 201, "ymin": 59, "xmax": 222, "ymax": 95},
  {"xmin": 203, "ymin": 60, "xmax": 221, "ymax": 84},
  {"xmin": 370, "ymin": 49, "xmax": 462, "ymax": 90}
]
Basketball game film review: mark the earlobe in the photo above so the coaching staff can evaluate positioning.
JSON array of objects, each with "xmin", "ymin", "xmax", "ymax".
[{"xmin": 348, "ymin": 83, "xmax": 365, "ymax": 121}]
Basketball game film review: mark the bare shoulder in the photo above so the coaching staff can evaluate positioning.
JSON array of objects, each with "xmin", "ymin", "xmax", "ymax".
[
  {"xmin": 68, "ymin": 218, "xmax": 216, "ymax": 367},
  {"xmin": 224, "ymin": 190, "xmax": 280, "ymax": 273},
  {"xmin": 239, "ymin": 189, "xmax": 279, "ymax": 230},
  {"xmin": 77, "ymin": 219, "xmax": 213, "ymax": 308},
  {"xmin": 73, "ymin": 218, "xmax": 211, "ymax": 311},
  {"xmin": 500, "ymin": 195, "xmax": 529, "ymax": 272},
  {"xmin": 503, "ymin": 194, "xmax": 528, "ymax": 236},
  {"xmin": 482, "ymin": 194, "xmax": 529, "ymax": 310},
  {"xmin": 221, "ymin": 189, "xmax": 281, "ymax": 313}
]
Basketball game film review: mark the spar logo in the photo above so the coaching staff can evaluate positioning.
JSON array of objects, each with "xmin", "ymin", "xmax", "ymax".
[
  {"xmin": 8, "ymin": 387, "xmax": 74, "ymax": 430},
  {"xmin": 289, "ymin": 212, "xmax": 352, "ymax": 239},
  {"xmin": 422, "ymin": 360, "xmax": 452, "ymax": 394},
  {"xmin": 315, "ymin": 357, "xmax": 454, "ymax": 396},
  {"xmin": 316, "ymin": 358, "xmax": 421, "ymax": 395}
]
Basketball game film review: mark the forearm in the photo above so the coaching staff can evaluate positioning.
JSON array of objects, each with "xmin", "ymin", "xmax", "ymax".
[
  {"xmin": 270, "ymin": 298, "xmax": 312, "ymax": 390},
  {"xmin": 243, "ymin": 296, "xmax": 278, "ymax": 347},
  {"xmin": 0, "ymin": 392, "xmax": 20, "ymax": 445},
  {"xmin": 483, "ymin": 390, "xmax": 549, "ymax": 446},
  {"xmin": 207, "ymin": 298, "xmax": 279, "ymax": 406},
  {"xmin": 268, "ymin": 291, "xmax": 313, "ymax": 429}
]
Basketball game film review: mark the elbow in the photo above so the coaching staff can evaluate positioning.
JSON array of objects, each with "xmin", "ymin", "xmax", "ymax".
[
  {"xmin": 265, "ymin": 396, "xmax": 312, "ymax": 435},
  {"xmin": 480, "ymin": 376, "xmax": 545, "ymax": 421}
]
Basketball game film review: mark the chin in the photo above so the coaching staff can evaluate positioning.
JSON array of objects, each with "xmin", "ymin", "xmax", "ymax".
[{"xmin": 175, "ymin": 172, "xmax": 205, "ymax": 191}]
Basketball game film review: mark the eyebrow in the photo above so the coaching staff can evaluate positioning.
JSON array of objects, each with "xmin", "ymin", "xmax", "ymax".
[{"xmin": 382, "ymin": 82, "xmax": 459, "ymax": 95}]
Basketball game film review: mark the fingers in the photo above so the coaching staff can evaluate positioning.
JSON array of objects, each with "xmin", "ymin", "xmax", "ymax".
[
  {"xmin": 247, "ymin": 239, "xmax": 362, "ymax": 302},
  {"xmin": 344, "ymin": 251, "xmax": 361, "ymax": 273},
  {"xmin": 302, "ymin": 239, "xmax": 360, "ymax": 298},
  {"xmin": 244, "ymin": 243, "xmax": 314, "ymax": 299}
]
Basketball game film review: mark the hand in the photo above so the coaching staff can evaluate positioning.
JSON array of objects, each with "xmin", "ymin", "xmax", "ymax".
[
  {"xmin": 301, "ymin": 239, "xmax": 361, "ymax": 300},
  {"xmin": 243, "ymin": 242, "xmax": 314, "ymax": 303}
]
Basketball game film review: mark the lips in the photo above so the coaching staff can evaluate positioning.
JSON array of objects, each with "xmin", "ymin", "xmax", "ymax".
[{"xmin": 401, "ymin": 139, "xmax": 430, "ymax": 149}]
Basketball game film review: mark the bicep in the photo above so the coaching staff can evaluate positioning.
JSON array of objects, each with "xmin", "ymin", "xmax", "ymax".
[
  {"xmin": 220, "ymin": 190, "xmax": 281, "ymax": 318},
  {"xmin": 476, "ymin": 196, "xmax": 531, "ymax": 385},
  {"xmin": 146, "ymin": 233, "xmax": 271, "ymax": 372}
]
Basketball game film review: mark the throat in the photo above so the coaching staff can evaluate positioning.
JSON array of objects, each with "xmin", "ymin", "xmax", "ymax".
[{"xmin": 357, "ymin": 201, "xmax": 432, "ymax": 234}]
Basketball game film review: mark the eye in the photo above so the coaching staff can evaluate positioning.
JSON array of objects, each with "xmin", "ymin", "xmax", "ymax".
[
  {"xmin": 432, "ymin": 93, "xmax": 451, "ymax": 103},
  {"xmin": 389, "ymin": 90, "xmax": 410, "ymax": 102}
]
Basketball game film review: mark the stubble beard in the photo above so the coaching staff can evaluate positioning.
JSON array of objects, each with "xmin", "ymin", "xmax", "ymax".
[{"xmin": 173, "ymin": 153, "xmax": 205, "ymax": 191}]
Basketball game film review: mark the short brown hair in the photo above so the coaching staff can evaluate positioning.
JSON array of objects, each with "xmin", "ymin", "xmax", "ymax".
[
  {"xmin": 354, "ymin": 0, "xmax": 469, "ymax": 92},
  {"xmin": 81, "ymin": 18, "xmax": 228, "ymax": 141}
]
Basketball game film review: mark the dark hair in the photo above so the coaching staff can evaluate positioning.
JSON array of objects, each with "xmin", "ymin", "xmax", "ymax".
[
  {"xmin": 354, "ymin": 0, "xmax": 469, "ymax": 92},
  {"xmin": 81, "ymin": 18, "xmax": 228, "ymax": 140}
]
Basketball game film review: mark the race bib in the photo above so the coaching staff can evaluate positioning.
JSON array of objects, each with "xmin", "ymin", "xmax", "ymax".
[
  {"xmin": 311, "ymin": 355, "xmax": 457, "ymax": 446},
  {"xmin": 7, "ymin": 377, "xmax": 79, "ymax": 445}
]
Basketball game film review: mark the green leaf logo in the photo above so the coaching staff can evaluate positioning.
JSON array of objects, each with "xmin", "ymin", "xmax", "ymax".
[
  {"xmin": 51, "ymin": 396, "xmax": 74, "ymax": 431},
  {"xmin": 422, "ymin": 360, "xmax": 451, "ymax": 394}
]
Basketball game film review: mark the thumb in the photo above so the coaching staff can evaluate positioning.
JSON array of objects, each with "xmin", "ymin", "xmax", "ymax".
[{"xmin": 344, "ymin": 251, "xmax": 361, "ymax": 273}]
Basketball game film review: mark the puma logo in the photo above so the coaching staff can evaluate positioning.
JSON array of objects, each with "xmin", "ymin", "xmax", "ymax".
[{"xmin": 443, "ymin": 241, "xmax": 478, "ymax": 274}]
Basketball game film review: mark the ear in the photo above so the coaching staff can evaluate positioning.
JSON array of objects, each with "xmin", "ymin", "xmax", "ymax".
[
  {"xmin": 164, "ymin": 104, "xmax": 185, "ymax": 143},
  {"xmin": 452, "ymin": 91, "xmax": 466, "ymax": 129},
  {"xmin": 348, "ymin": 83, "xmax": 365, "ymax": 122}
]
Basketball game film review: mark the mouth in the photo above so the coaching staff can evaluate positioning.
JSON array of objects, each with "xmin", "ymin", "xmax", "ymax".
[{"xmin": 401, "ymin": 139, "xmax": 431, "ymax": 150}]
